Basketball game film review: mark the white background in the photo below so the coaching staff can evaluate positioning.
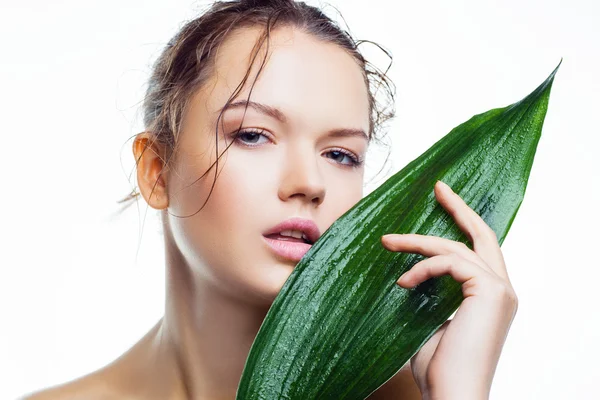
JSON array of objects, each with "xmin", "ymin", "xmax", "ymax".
[{"xmin": 1, "ymin": 0, "xmax": 598, "ymax": 398}]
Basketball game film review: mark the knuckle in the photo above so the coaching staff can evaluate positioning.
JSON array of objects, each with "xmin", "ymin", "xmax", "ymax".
[
  {"xmin": 487, "ymin": 227, "xmax": 498, "ymax": 242},
  {"xmin": 508, "ymin": 288, "xmax": 519, "ymax": 310},
  {"xmin": 489, "ymin": 281, "xmax": 518, "ymax": 306},
  {"xmin": 472, "ymin": 225, "xmax": 488, "ymax": 241},
  {"xmin": 471, "ymin": 221, "xmax": 497, "ymax": 242},
  {"xmin": 445, "ymin": 254, "xmax": 460, "ymax": 273},
  {"xmin": 414, "ymin": 243, "xmax": 427, "ymax": 254},
  {"xmin": 449, "ymin": 253, "xmax": 462, "ymax": 264},
  {"xmin": 424, "ymin": 260, "xmax": 436, "ymax": 276}
]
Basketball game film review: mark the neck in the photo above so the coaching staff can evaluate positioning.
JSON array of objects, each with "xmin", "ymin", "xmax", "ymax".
[{"xmin": 158, "ymin": 244, "xmax": 271, "ymax": 399}]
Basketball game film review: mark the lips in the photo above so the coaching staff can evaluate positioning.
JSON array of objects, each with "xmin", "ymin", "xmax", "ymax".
[
  {"xmin": 262, "ymin": 217, "xmax": 321, "ymax": 262},
  {"xmin": 265, "ymin": 233, "xmax": 308, "ymax": 243},
  {"xmin": 262, "ymin": 217, "xmax": 321, "ymax": 244},
  {"xmin": 262, "ymin": 236, "xmax": 312, "ymax": 262}
]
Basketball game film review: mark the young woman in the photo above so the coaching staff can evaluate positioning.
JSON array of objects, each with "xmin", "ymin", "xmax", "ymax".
[{"xmin": 23, "ymin": 0, "xmax": 518, "ymax": 399}]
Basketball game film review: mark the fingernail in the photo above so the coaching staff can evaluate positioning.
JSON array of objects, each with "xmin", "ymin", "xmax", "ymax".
[
  {"xmin": 437, "ymin": 180, "xmax": 453, "ymax": 192},
  {"xmin": 398, "ymin": 273, "xmax": 412, "ymax": 287}
]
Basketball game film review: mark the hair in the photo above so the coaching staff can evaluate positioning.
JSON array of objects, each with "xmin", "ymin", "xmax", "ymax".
[{"xmin": 117, "ymin": 0, "xmax": 396, "ymax": 218}]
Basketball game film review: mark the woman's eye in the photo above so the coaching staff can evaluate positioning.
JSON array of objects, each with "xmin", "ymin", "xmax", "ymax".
[
  {"xmin": 325, "ymin": 149, "xmax": 363, "ymax": 168},
  {"xmin": 231, "ymin": 129, "xmax": 363, "ymax": 169},
  {"xmin": 233, "ymin": 129, "xmax": 270, "ymax": 146}
]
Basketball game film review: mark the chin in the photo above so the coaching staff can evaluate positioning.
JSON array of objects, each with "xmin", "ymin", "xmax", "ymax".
[{"xmin": 246, "ymin": 262, "xmax": 295, "ymax": 306}]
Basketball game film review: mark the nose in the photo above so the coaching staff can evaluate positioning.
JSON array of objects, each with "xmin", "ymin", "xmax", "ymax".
[{"xmin": 277, "ymin": 144, "xmax": 326, "ymax": 206}]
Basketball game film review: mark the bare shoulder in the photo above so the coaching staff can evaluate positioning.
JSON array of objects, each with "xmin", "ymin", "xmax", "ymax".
[
  {"xmin": 20, "ymin": 320, "xmax": 162, "ymax": 400},
  {"xmin": 18, "ymin": 369, "xmax": 120, "ymax": 400},
  {"xmin": 367, "ymin": 360, "xmax": 422, "ymax": 400}
]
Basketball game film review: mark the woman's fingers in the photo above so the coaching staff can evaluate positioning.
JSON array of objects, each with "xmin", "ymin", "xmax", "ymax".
[
  {"xmin": 432, "ymin": 181, "xmax": 509, "ymax": 281},
  {"xmin": 396, "ymin": 253, "xmax": 517, "ymax": 309},
  {"xmin": 381, "ymin": 180, "xmax": 513, "ymax": 287},
  {"xmin": 381, "ymin": 233, "xmax": 494, "ymax": 276},
  {"xmin": 397, "ymin": 254, "xmax": 490, "ymax": 295}
]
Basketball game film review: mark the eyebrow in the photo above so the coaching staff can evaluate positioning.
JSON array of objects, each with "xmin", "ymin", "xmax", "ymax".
[{"xmin": 219, "ymin": 100, "xmax": 369, "ymax": 142}]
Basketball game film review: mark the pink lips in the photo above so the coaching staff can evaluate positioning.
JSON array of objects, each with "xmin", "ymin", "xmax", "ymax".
[
  {"xmin": 262, "ymin": 236, "xmax": 312, "ymax": 262},
  {"xmin": 262, "ymin": 217, "xmax": 321, "ymax": 262}
]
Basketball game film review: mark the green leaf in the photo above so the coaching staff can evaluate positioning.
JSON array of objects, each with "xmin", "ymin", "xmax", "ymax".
[{"xmin": 236, "ymin": 59, "xmax": 561, "ymax": 400}]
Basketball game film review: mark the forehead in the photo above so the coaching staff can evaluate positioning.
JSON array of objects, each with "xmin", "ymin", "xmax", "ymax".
[{"xmin": 199, "ymin": 24, "xmax": 370, "ymax": 132}]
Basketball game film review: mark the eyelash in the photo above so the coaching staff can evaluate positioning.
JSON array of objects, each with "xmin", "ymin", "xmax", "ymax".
[{"xmin": 230, "ymin": 128, "xmax": 364, "ymax": 168}]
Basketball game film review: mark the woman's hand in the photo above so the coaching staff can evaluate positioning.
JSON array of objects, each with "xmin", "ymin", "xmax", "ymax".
[{"xmin": 381, "ymin": 180, "xmax": 519, "ymax": 400}]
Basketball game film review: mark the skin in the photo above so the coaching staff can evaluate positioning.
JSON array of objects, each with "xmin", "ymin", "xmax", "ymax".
[{"xmin": 22, "ymin": 25, "xmax": 517, "ymax": 400}]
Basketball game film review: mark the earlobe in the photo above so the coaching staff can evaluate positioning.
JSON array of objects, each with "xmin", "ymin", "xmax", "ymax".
[{"xmin": 132, "ymin": 132, "xmax": 169, "ymax": 210}]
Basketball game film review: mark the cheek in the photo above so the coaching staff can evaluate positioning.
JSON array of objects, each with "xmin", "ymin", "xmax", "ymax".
[
  {"xmin": 181, "ymin": 150, "xmax": 269, "ymax": 230},
  {"xmin": 166, "ymin": 156, "xmax": 271, "ymax": 285},
  {"xmin": 207, "ymin": 162, "xmax": 270, "ymax": 226},
  {"xmin": 327, "ymin": 175, "xmax": 364, "ymax": 220},
  {"xmin": 215, "ymin": 150, "xmax": 275, "ymax": 205},
  {"xmin": 168, "ymin": 145, "xmax": 272, "ymax": 215}
]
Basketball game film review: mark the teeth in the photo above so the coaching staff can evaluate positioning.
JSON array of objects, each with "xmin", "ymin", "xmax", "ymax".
[{"xmin": 280, "ymin": 230, "xmax": 309, "ymax": 241}]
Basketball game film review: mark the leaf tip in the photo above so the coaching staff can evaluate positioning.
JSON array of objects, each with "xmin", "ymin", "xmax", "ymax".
[
  {"xmin": 548, "ymin": 57, "xmax": 563, "ymax": 82},
  {"xmin": 517, "ymin": 59, "xmax": 562, "ymax": 107}
]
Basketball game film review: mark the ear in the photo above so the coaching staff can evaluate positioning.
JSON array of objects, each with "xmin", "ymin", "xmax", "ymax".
[{"xmin": 132, "ymin": 132, "xmax": 170, "ymax": 210}]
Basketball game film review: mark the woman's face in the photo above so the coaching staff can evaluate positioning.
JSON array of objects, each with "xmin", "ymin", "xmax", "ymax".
[{"xmin": 165, "ymin": 25, "xmax": 370, "ymax": 306}]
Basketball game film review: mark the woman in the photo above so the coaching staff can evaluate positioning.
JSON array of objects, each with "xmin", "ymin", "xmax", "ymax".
[{"xmin": 23, "ymin": 0, "xmax": 518, "ymax": 398}]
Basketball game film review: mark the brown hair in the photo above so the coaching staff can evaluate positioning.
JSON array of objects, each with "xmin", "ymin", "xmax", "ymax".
[{"xmin": 117, "ymin": 0, "xmax": 396, "ymax": 217}]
